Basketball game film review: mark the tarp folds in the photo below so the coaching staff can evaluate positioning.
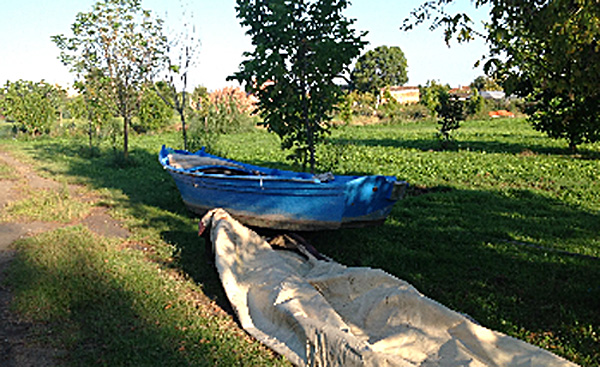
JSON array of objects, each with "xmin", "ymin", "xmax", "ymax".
[{"xmin": 201, "ymin": 208, "xmax": 578, "ymax": 367}]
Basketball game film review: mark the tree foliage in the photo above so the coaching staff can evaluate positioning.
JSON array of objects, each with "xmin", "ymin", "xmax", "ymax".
[
  {"xmin": 229, "ymin": 0, "xmax": 367, "ymax": 172},
  {"xmin": 52, "ymin": 0, "xmax": 167, "ymax": 158},
  {"xmin": 418, "ymin": 80, "xmax": 450, "ymax": 116},
  {"xmin": 404, "ymin": 0, "xmax": 600, "ymax": 152},
  {"xmin": 0, "ymin": 80, "xmax": 63, "ymax": 135},
  {"xmin": 471, "ymin": 75, "xmax": 502, "ymax": 91},
  {"xmin": 351, "ymin": 45, "xmax": 408, "ymax": 94},
  {"xmin": 436, "ymin": 91, "xmax": 466, "ymax": 148},
  {"xmin": 136, "ymin": 83, "xmax": 174, "ymax": 133}
]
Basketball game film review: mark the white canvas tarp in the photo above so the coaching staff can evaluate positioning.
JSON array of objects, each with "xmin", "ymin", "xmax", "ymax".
[{"xmin": 200, "ymin": 209, "xmax": 578, "ymax": 367}]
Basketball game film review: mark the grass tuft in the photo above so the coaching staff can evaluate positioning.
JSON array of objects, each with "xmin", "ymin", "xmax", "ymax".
[
  {"xmin": 2, "ymin": 185, "xmax": 91, "ymax": 223},
  {"xmin": 0, "ymin": 160, "xmax": 18, "ymax": 180}
]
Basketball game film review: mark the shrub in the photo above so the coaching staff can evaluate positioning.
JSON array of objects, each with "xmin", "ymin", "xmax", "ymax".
[
  {"xmin": 0, "ymin": 80, "xmax": 62, "ymax": 135},
  {"xmin": 187, "ymin": 90, "xmax": 258, "ymax": 153},
  {"xmin": 135, "ymin": 87, "xmax": 174, "ymax": 133},
  {"xmin": 436, "ymin": 92, "xmax": 467, "ymax": 148},
  {"xmin": 349, "ymin": 91, "xmax": 377, "ymax": 117},
  {"xmin": 377, "ymin": 101, "xmax": 431, "ymax": 123}
]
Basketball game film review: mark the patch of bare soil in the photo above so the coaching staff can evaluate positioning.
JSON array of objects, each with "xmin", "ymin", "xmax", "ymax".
[{"xmin": 0, "ymin": 149, "xmax": 131, "ymax": 366}]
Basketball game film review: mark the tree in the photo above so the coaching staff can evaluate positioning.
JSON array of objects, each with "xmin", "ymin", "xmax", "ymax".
[
  {"xmin": 72, "ymin": 72, "xmax": 115, "ymax": 154},
  {"xmin": 351, "ymin": 45, "xmax": 408, "ymax": 95},
  {"xmin": 153, "ymin": 4, "xmax": 200, "ymax": 150},
  {"xmin": 0, "ymin": 80, "xmax": 61, "ymax": 135},
  {"xmin": 229, "ymin": 0, "xmax": 366, "ymax": 173},
  {"xmin": 404, "ymin": 0, "xmax": 600, "ymax": 152},
  {"xmin": 418, "ymin": 80, "xmax": 450, "ymax": 117},
  {"xmin": 471, "ymin": 75, "xmax": 502, "ymax": 92},
  {"xmin": 436, "ymin": 91, "xmax": 466, "ymax": 149},
  {"xmin": 52, "ymin": 0, "xmax": 167, "ymax": 158},
  {"xmin": 136, "ymin": 83, "xmax": 174, "ymax": 133}
]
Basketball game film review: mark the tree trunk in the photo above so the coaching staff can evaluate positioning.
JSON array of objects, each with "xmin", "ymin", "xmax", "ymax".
[
  {"xmin": 123, "ymin": 114, "xmax": 129, "ymax": 158},
  {"xmin": 299, "ymin": 41, "xmax": 315, "ymax": 174},
  {"xmin": 181, "ymin": 89, "xmax": 188, "ymax": 151},
  {"xmin": 181, "ymin": 111, "xmax": 187, "ymax": 151}
]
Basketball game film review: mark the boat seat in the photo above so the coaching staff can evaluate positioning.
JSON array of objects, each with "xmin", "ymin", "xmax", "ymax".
[
  {"xmin": 168, "ymin": 153, "xmax": 246, "ymax": 170},
  {"xmin": 193, "ymin": 166, "xmax": 254, "ymax": 176}
]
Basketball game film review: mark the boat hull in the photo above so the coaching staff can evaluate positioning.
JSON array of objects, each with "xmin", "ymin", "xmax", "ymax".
[
  {"xmin": 166, "ymin": 169, "xmax": 346, "ymax": 230},
  {"xmin": 160, "ymin": 146, "xmax": 407, "ymax": 231}
]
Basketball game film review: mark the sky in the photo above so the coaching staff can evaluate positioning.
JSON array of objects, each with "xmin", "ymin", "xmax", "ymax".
[{"xmin": 0, "ymin": 0, "xmax": 491, "ymax": 92}]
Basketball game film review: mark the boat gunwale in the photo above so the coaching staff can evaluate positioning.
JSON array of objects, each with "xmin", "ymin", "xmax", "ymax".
[{"xmin": 162, "ymin": 165, "xmax": 345, "ymax": 185}]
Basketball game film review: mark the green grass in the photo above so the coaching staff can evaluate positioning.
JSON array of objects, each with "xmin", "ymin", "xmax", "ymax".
[
  {"xmin": 0, "ymin": 159, "xmax": 17, "ymax": 180},
  {"xmin": 1, "ymin": 186, "xmax": 92, "ymax": 223},
  {"xmin": 1, "ymin": 117, "xmax": 599, "ymax": 366},
  {"xmin": 9, "ymin": 226, "xmax": 286, "ymax": 366}
]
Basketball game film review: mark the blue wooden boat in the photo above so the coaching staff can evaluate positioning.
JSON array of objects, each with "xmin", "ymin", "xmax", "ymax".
[{"xmin": 159, "ymin": 146, "xmax": 408, "ymax": 231}]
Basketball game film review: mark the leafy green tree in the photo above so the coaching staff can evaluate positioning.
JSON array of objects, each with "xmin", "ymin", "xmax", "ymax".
[
  {"xmin": 351, "ymin": 46, "xmax": 408, "ymax": 95},
  {"xmin": 436, "ymin": 90, "xmax": 466, "ymax": 149},
  {"xmin": 471, "ymin": 75, "xmax": 502, "ymax": 92},
  {"xmin": 72, "ymin": 73, "xmax": 116, "ymax": 154},
  {"xmin": 52, "ymin": 0, "xmax": 167, "ymax": 158},
  {"xmin": 229, "ymin": 0, "xmax": 367, "ymax": 172},
  {"xmin": 418, "ymin": 80, "xmax": 450, "ymax": 117},
  {"xmin": 136, "ymin": 84, "xmax": 174, "ymax": 132},
  {"xmin": 0, "ymin": 80, "xmax": 60, "ymax": 135},
  {"xmin": 466, "ymin": 88, "xmax": 485, "ymax": 117},
  {"xmin": 404, "ymin": 0, "xmax": 600, "ymax": 152}
]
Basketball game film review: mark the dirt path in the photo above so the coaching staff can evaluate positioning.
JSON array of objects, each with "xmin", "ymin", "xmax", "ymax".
[{"xmin": 0, "ymin": 150, "xmax": 131, "ymax": 366}]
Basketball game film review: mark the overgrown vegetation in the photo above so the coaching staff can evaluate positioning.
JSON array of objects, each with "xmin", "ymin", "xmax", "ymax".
[
  {"xmin": 187, "ymin": 88, "xmax": 258, "ymax": 154},
  {"xmin": 2, "ymin": 117, "xmax": 597, "ymax": 366}
]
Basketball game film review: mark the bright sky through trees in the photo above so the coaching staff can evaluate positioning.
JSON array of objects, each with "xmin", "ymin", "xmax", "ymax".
[{"xmin": 0, "ymin": 0, "xmax": 490, "ymax": 91}]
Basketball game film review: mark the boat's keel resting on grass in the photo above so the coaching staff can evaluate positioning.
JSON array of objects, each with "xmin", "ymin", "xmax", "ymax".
[{"xmin": 159, "ymin": 146, "xmax": 408, "ymax": 230}]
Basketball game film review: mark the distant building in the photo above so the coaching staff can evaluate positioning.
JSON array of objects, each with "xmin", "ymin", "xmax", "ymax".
[
  {"xmin": 382, "ymin": 86, "xmax": 420, "ymax": 104},
  {"xmin": 480, "ymin": 90, "xmax": 506, "ymax": 100},
  {"xmin": 448, "ymin": 86, "xmax": 472, "ymax": 101}
]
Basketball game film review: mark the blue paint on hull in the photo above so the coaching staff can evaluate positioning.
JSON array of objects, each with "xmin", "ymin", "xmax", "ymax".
[{"xmin": 159, "ymin": 146, "xmax": 407, "ymax": 230}]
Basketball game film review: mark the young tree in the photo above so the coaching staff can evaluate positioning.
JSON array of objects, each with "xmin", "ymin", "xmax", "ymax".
[
  {"xmin": 229, "ymin": 0, "xmax": 367, "ymax": 172},
  {"xmin": 351, "ymin": 45, "xmax": 409, "ymax": 95},
  {"xmin": 153, "ymin": 5, "xmax": 200, "ymax": 150},
  {"xmin": 404, "ymin": 0, "xmax": 600, "ymax": 152},
  {"xmin": 52, "ymin": 0, "xmax": 167, "ymax": 158},
  {"xmin": 436, "ymin": 91, "xmax": 466, "ymax": 149},
  {"xmin": 418, "ymin": 80, "xmax": 450, "ymax": 117}
]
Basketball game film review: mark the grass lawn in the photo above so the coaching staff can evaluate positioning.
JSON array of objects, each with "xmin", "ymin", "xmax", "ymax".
[{"xmin": 2, "ymin": 117, "xmax": 599, "ymax": 366}]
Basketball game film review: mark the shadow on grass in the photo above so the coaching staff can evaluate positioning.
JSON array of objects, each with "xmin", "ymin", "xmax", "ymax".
[
  {"xmin": 309, "ymin": 187, "xmax": 599, "ymax": 364},
  {"xmin": 20, "ymin": 138, "xmax": 600, "ymax": 365},
  {"xmin": 332, "ymin": 136, "xmax": 600, "ymax": 159},
  {"xmin": 8, "ymin": 226, "xmax": 269, "ymax": 366},
  {"xmin": 20, "ymin": 141, "xmax": 230, "ymax": 305}
]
